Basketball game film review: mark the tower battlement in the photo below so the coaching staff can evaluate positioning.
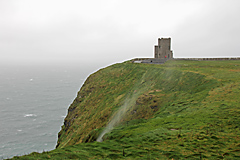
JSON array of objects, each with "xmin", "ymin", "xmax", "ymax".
[
  {"xmin": 132, "ymin": 37, "xmax": 240, "ymax": 64},
  {"xmin": 154, "ymin": 38, "xmax": 173, "ymax": 59}
]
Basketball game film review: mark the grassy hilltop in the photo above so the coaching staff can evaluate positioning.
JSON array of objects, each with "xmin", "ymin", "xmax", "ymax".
[{"xmin": 11, "ymin": 60, "xmax": 240, "ymax": 159}]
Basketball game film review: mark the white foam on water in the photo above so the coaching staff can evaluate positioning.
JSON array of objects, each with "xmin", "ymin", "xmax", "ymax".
[
  {"xmin": 0, "ymin": 63, "xmax": 96, "ymax": 159},
  {"xmin": 24, "ymin": 114, "xmax": 37, "ymax": 118}
]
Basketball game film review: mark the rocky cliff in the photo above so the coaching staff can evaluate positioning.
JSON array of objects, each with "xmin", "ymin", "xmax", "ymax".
[{"xmin": 11, "ymin": 59, "xmax": 240, "ymax": 159}]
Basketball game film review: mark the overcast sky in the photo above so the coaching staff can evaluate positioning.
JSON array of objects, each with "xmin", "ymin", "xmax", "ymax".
[{"xmin": 1, "ymin": 0, "xmax": 240, "ymax": 66}]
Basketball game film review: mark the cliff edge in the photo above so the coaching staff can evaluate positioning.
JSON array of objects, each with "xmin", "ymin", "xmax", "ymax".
[{"xmin": 11, "ymin": 60, "xmax": 240, "ymax": 159}]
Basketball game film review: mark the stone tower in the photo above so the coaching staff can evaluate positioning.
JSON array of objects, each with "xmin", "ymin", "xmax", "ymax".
[{"xmin": 154, "ymin": 38, "xmax": 173, "ymax": 59}]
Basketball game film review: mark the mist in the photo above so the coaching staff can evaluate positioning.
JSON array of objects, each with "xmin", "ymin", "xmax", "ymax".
[{"xmin": 0, "ymin": 0, "xmax": 240, "ymax": 67}]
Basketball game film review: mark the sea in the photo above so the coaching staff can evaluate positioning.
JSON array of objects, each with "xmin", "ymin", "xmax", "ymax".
[{"xmin": 0, "ymin": 62, "xmax": 99, "ymax": 159}]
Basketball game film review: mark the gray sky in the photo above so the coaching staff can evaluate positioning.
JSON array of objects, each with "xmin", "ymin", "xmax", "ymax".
[{"xmin": 1, "ymin": 0, "xmax": 240, "ymax": 66}]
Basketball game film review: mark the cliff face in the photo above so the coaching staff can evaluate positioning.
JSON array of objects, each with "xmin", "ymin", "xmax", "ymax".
[
  {"xmin": 56, "ymin": 60, "xmax": 240, "ymax": 151},
  {"xmin": 12, "ymin": 60, "xmax": 240, "ymax": 159}
]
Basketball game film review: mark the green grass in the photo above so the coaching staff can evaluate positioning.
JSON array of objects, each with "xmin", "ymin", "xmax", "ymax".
[{"xmin": 10, "ymin": 60, "xmax": 240, "ymax": 159}]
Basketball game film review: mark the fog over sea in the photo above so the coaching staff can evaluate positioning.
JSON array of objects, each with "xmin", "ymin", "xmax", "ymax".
[{"xmin": 0, "ymin": 62, "xmax": 97, "ymax": 159}]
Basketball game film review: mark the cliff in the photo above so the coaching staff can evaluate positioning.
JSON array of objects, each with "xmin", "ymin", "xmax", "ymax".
[{"xmin": 11, "ymin": 59, "xmax": 240, "ymax": 159}]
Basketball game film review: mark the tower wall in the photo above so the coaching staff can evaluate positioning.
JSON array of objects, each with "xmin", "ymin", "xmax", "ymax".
[{"xmin": 154, "ymin": 37, "xmax": 173, "ymax": 59}]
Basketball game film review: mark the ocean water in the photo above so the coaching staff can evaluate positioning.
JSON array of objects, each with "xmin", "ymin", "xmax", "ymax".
[{"xmin": 0, "ymin": 63, "xmax": 94, "ymax": 159}]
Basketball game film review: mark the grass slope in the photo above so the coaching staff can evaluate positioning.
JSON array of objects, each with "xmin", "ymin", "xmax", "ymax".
[{"xmin": 10, "ymin": 60, "xmax": 240, "ymax": 159}]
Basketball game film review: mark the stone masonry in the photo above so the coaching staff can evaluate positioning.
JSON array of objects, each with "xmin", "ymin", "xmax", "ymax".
[
  {"xmin": 154, "ymin": 38, "xmax": 173, "ymax": 59},
  {"xmin": 132, "ymin": 37, "xmax": 239, "ymax": 64}
]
